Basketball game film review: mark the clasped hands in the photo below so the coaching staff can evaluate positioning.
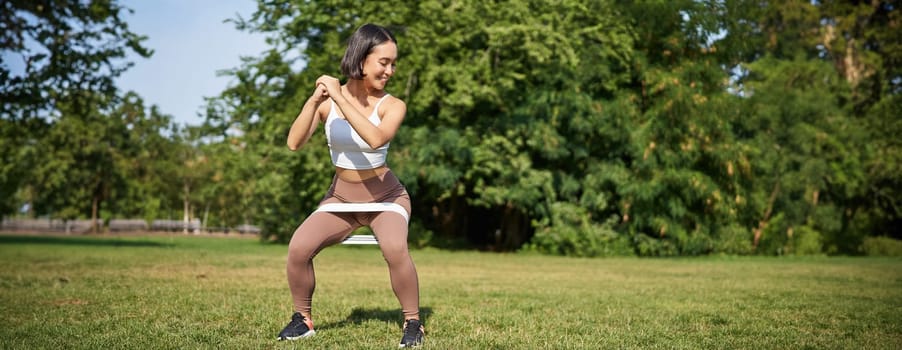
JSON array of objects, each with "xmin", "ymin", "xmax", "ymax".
[{"xmin": 312, "ymin": 75, "xmax": 341, "ymax": 103}]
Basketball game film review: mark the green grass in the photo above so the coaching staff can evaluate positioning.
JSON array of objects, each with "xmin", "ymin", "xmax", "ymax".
[{"xmin": 1, "ymin": 233, "xmax": 900, "ymax": 349}]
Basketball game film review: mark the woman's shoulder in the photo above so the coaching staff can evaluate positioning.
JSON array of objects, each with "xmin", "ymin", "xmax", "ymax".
[{"xmin": 380, "ymin": 94, "xmax": 406, "ymax": 112}]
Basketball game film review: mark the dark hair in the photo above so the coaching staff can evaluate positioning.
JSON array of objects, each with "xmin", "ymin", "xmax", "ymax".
[{"xmin": 340, "ymin": 24, "xmax": 397, "ymax": 80}]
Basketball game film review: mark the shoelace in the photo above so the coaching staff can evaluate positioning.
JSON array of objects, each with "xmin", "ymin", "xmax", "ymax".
[
  {"xmin": 402, "ymin": 320, "xmax": 422, "ymax": 339},
  {"xmin": 290, "ymin": 313, "xmax": 308, "ymax": 329}
]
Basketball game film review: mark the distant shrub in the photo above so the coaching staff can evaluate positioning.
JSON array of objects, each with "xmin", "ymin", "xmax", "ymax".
[
  {"xmin": 756, "ymin": 217, "xmax": 826, "ymax": 255},
  {"xmin": 713, "ymin": 224, "xmax": 754, "ymax": 255},
  {"xmin": 860, "ymin": 236, "xmax": 902, "ymax": 257},
  {"xmin": 789, "ymin": 225, "xmax": 824, "ymax": 256},
  {"xmin": 634, "ymin": 233, "xmax": 679, "ymax": 256},
  {"xmin": 527, "ymin": 202, "xmax": 634, "ymax": 257},
  {"xmin": 408, "ymin": 221, "xmax": 436, "ymax": 249}
]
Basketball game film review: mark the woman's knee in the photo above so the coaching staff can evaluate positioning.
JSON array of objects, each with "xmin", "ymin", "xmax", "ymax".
[
  {"xmin": 380, "ymin": 242, "xmax": 411, "ymax": 265},
  {"xmin": 288, "ymin": 233, "xmax": 322, "ymax": 263},
  {"xmin": 288, "ymin": 245, "xmax": 314, "ymax": 265}
]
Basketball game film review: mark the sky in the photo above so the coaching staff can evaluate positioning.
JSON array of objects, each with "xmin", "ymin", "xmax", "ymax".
[{"xmin": 116, "ymin": 0, "xmax": 269, "ymax": 126}]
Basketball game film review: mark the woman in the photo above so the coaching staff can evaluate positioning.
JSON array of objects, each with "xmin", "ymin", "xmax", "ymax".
[{"xmin": 278, "ymin": 23, "xmax": 424, "ymax": 348}]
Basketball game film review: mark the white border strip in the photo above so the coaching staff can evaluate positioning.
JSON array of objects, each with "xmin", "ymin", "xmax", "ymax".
[{"xmin": 315, "ymin": 202, "xmax": 409, "ymax": 223}]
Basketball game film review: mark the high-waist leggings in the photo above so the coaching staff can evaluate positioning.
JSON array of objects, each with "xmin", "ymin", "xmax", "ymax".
[{"xmin": 286, "ymin": 170, "xmax": 419, "ymax": 320}]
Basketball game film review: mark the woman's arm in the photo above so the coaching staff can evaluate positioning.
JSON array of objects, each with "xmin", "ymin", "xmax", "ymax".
[
  {"xmin": 287, "ymin": 84, "xmax": 329, "ymax": 151},
  {"xmin": 333, "ymin": 94, "xmax": 406, "ymax": 149},
  {"xmin": 316, "ymin": 76, "xmax": 406, "ymax": 149}
]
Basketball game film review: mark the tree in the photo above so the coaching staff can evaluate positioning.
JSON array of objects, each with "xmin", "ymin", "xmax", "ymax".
[
  {"xmin": 1, "ymin": 0, "xmax": 151, "ymax": 118},
  {"xmin": 27, "ymin": 92, "xmax": 125, "ymax": 231},
  {"xmin": 722, "ymin": 0, "xmax": 901, "ymax": 252},
  {"xmin": 207, "ymin": 0, "xmax": 897, "ymax": 254},
  {"xmin": 735, "ymin": 56, "xmax": 864, "ymax": 255},
  {"xmin": 108, "ymin": 92, "xmax": 181, "ymax": 223},
  {"xmin": 1, "ymin": 0, "xmax": 151, "ymax": 221},
  {"xmin": 595, "ymin": 0, "xmax": 730, "ymax": 255}
]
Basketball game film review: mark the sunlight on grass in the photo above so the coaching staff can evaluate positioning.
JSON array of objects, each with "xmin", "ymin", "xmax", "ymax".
[{"xmin": 1, "ymin": 234, "xmax": 900, "ymax": 349}]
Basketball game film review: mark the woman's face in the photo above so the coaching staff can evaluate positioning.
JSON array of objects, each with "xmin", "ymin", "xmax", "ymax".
[{"xmin": 361, "ymin": 41, "xmax": 397, "ymax": 91}]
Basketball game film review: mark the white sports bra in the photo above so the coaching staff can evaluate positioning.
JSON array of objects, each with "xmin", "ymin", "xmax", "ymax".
[{"xmin": 324, "ymin": 94, "xmax": 390, "ymax": 170}]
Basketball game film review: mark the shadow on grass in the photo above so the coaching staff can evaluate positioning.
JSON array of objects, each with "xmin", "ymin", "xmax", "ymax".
[
  {"xmin": 319, "ymin": 306, "xmax": 433, "ymax": 331},
  {"xmin": 0, "ymin": 234, "xmax": 173, "ymax": 248}
]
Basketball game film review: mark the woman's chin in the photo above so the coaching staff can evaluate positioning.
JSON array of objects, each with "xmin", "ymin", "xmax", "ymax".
[{"xmin": 372, "ymin": 79, "xmax": 389, "ymax": 90}]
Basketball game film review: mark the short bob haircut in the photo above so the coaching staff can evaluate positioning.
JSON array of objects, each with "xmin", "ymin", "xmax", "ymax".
[{"xmin": 340, "ymin": 24, "xmax": 397, "ymax": 80}]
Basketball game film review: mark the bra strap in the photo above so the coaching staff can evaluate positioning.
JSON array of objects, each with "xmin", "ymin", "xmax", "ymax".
[{"xmin": 372, "ymin": 94, "xmax": 391, "ymax": 116}]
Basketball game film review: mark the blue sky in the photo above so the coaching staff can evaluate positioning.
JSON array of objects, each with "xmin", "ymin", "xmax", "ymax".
[{"xmin": 117, "ymin": 0, "xmax": 268, "ymax": 126}]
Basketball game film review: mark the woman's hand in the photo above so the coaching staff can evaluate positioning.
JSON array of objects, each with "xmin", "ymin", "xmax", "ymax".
[
  {"xmin": 287, "ymin": 78, "xmax": 334, "ymax": 151},
  {"xmin": 310, "ymin": 83, "xmax": 329, "ymax": 104},
  {"xmin": 315, "ymin": 75, "xmax": 342, "ymax": 98}
]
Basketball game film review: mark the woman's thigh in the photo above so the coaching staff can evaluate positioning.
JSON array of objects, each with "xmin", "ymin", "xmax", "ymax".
[{"xmin": 289, "ymin": 211, "xmax": 358, "ymax": 255}]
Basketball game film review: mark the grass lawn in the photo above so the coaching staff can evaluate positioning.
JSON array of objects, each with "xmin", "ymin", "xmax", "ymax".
[{"xmin": 1, "ymin": 233, "xmax": 900, "ymax": 349}]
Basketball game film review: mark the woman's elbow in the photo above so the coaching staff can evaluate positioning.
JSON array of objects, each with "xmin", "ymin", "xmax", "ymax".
[{"xmin": 366, "ymin": 139, "xmax": 388, "ymax": 149}]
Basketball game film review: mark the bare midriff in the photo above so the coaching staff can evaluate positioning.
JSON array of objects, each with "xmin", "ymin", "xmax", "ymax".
[{"xmin": 335, "ymin": 165, "xmax": 389, "ymax": 182}]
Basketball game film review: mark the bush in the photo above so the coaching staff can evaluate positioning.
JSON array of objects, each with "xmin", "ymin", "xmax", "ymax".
[
  {"xmin": 634, "ymin": 233, "xmax": 679, "ymax": 257},
  {"xmin": 713, "ymin": 224, "xmax": 754, "ymax": 255},
  {"xmin": 788, "ymin": 225, "xmax": 824, "ymax": 256},
  {"xmin": 527, "ymin": 202, "xmax": 634, "ymax": 257},
  {"xmin": 860, "ymin": 236, "xmax": 902, "ymax": 257},
  {"xmin": 408, "ymin": 220, "xmax": 435, "ymax": 249},
  {"xmin": 676, "ymin": 230, "xmax": 714, "ymax": 256}
]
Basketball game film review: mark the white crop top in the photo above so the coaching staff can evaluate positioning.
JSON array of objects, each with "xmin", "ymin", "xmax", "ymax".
[{"xmin": 324, "ymin": 95, "xmax": 390, "ymax": 169}]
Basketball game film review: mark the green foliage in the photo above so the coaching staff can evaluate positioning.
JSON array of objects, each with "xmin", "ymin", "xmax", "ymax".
[
  {"xmin": 859, "ymin": 94, "xmax": 902, "ymax": 239},
  {"xmin": 1, "ymin": 0, "xmax": 152, "ymax": 119},
  {"xmin": 17, "ymin": 92, "xmax": 183, "ymax": 230},
  {"xmin": 1, "ymin": 0, "xmax": 157, "ymax": 228},
  {"xmin": 528, "ymin": 202, "xmax": 632, "ymax": 257},
  {"xmin": 712, "ymin": 224, "xmax": 754, "ymax": 255},
  {"xmin": 110, "ymin": 93, "xmax": 182, "ymax": 219},
  {"xmin": 860, "ymin": 236, "xmax": 902, "ymax": 257},
  {"xmin": 28, "ymin": 93, "xmax": 123, "ymax": 222},
  {"xmin": 735, "ymin": 56, "xmax": 869, "ymax": 255},
  {"xmin": 789, "ymin": 225, "xmax": 824, "ymax": 256}
]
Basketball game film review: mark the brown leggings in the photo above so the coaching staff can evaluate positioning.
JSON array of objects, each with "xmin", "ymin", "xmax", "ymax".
[{"xmin": 286, "ymin": 170, "xmax": 419, "ymax": 320}]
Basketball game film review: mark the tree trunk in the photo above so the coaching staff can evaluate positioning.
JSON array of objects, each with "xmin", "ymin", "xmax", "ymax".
[
  {"xmin": 753, "ymin": 182, "xmax": 780, "ymax": 247},
  {"xmin": 91, "ymin": 194, "xmax": 100, "ymax": 234},
  {"xmin": 202, "ymin": 203, "xmax": 210, "ymax": 233},
  {"xmin": 498, "ymin": 203, "xmax": 529, "ymax": 251},
  {"xmin": 183, "ymin": 181, "xmax": 190, "ymax": 234}
]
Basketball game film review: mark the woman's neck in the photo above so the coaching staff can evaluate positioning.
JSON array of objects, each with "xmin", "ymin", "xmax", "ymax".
[{"xmin": 344, "ymin": 78, "xmax": 380, "ymax": 99}]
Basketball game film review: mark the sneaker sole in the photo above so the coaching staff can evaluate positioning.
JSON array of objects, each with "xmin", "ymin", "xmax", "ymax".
[
  {"xmin": 399, "ymin": 336, "xmax": 424, "ymax": 348},
  {"xmin": 277, "ymin": 329, "xmax": 315, "ymax": 341}
]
